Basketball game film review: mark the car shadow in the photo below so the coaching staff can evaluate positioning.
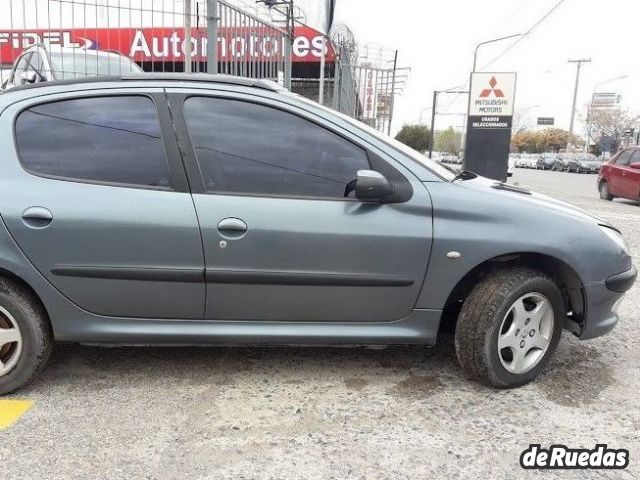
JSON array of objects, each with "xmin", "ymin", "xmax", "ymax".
[
  {"xmin": 17, "ymin": 332, "xmax": 616, "ymax": 407},
  {"xmin": 29, "ymin": 335, "xmax": 464, "ymax": 395}
]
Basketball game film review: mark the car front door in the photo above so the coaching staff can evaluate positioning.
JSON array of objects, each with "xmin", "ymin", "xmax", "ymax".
[
  {"xmin": 609, "ymin": 149, "xmax": 635, "ymax": 197},
  {"xmin": 620, "ymin": 149, "xmax": 640, "ymax": 200},
  {"xmin": 169, "ymin": 90, "xmax": 433, "ymax": 322},
  {"xmin": 0, "ymin": 90, "xmax": 205, "ymax": 319}
]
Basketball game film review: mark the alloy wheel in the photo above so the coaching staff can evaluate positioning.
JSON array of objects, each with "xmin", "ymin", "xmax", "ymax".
[
  {"xmin": 497, "ymin": 293, "xmax": 554, "ymax": 375},
  {"xmin": 0, "ymin": 305, "xmax": 23, "ymax": 378}
]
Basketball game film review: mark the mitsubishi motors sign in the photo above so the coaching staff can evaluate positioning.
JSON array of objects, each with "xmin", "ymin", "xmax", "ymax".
[
  {"xmin": 469, "ymin": 72, "xmax": 516, "ymax": 116},
  {"xmin": 464, "ymin": 72, "xmax": 517, "ymax": 181}
]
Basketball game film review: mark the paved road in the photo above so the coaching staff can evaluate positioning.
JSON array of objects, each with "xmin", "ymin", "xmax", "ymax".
[{"xmin": 2, "ymin": 169, "xmax": 638, "ymax": 479}]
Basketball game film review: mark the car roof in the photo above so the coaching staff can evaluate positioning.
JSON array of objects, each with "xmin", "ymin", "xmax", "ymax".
[{"xmin": 3, "ymin": 73, "xmax": 288, "ymax": 95}]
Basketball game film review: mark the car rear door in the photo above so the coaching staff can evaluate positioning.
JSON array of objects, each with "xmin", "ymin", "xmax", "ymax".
[
  {"xmin": 0, "ymin": 89, "xmax": 205, "ymax": 319},
  {"xmin": 168, "ymin": 89, "xmax": 433, "ymax": 322}
]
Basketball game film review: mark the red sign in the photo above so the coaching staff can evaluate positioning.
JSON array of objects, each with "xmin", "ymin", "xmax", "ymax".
[
  {"xmin": 0, "ymin": 26, "xmax": 334, "ymax": 64},
  {"xmin": 479, "ymin": 76, "xmax": 505, "ymax": 98}
]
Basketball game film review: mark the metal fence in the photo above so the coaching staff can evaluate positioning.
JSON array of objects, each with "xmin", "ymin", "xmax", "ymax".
[
  {"xmin": 1, "ymin": 1, "xmax": 406, "ymax": 133},
  {"xmin": 329, "ymin": 27, "xmax": 406, "ymax": 134},
  {"xmin": 1, "ymin": 0, "xmax": 291, "ymax": 86}
]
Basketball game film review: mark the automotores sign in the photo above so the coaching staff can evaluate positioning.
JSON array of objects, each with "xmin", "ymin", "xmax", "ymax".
[
  {"xmin": 0, "ymin": 26, "xmax": 335, "ymax": 63},
  {"xmin": 464, "ymin": 72, "xmax": 517, "ymax": 181}
]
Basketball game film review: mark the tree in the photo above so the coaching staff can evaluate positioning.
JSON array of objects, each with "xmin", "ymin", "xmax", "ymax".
[
  {"xmin": 435, "ymin": 127, "xmax": 463, "ymax": 155},
  {"xmin": 394, "ymin": 124, "xmax": 431, "ymax": 153},
  {"xmin": 511, "ymin": 128, "xmax": 581, "ymax": 153},
  {"xmin": 585, "ymin": 108, "xmax": 640, "ymax": 153}
]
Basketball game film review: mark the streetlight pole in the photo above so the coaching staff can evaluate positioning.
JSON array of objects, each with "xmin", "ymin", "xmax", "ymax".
[
  {"xmin": 428, "ymin": 89, "xmax": 469, "ymax": 159},
  {"xmin": 567, "ymin": 58, "xmax": 591, "ymax": 146},
  {"xmin": 472, "ymin": 33, "xmax": 522, "ymax": 72}
]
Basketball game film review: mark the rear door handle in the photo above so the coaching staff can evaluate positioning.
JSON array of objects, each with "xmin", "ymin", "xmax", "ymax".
[
  {"xmin": 217, "ymin": 217, "xmax": 247, "ymax": 239},
  {"xmin": 22, "ymin": 206, "xmax": 53, "ymax": 229}
]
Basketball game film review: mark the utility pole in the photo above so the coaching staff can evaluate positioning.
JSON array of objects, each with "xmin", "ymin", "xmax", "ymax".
[
  {"xmin": 567, "ymin": 58, "xmax": 591, "ymax": 145},
  {"xmin": 206, "ymin": 0, "xmax": 219, "ymax": 74},
  {"xmin": 429, "ymin": 90, "xmax": 438, "ymax": 159}
]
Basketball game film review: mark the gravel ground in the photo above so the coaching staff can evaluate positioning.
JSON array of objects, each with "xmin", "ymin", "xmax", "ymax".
[{"xmin": 1, "ymin": 169, "xmax": 638, "ymax": 479}]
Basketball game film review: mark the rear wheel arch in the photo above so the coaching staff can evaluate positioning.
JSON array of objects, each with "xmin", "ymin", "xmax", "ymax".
[
  {"xmin": 0, "ymin": 268, "xmax": 52, "ymax": 330},
  {"xmin": 439, "ymin": 252, "xmax": 584, "ymax": 334}
]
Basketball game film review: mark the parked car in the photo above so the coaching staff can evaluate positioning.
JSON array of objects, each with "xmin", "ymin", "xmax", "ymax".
[
  {"xmin": 0, "ymin": 74, "xmax": 635, "ymax": 394},
  {"xmin": 524, "ymin": 154, "xmax": 539, "ymax": 168},
  {"xmin": 507, "ymin": 155, "xmax": 516, "ymax": 177},
  {"xmin": 598, "ymin": 147, "xmax": 640, "ymax": 202},
  {"xmin": 552, "ymin": 153, "xmax": 571, "ymax": 172},
  {"xmin": 536, "ymin": 153, "xmax": 557, "ymax": 170},
  {"xmin": 1, "ymin": 44, "xmax": 142, "ymax": 90},
  {"xmin": 574, "ymin": 153, "xmax": 601, "ymax": 174}
]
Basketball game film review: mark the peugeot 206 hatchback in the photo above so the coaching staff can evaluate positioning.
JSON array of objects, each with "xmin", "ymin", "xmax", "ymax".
[{"xmin": 0, "ymin": 74, "xmax": 635, "ymax": 393}]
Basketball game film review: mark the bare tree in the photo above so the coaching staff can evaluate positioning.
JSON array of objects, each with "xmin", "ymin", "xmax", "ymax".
[{"xmin": 585, "ymin": 108, "xmax": 640, "ymax": 152}]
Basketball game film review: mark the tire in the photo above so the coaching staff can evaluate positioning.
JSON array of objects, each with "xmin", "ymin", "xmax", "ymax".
[
  {"xmin": 454, "ymin": 267, "xmax": 564, "ymax": 388},
  {"xmin": 599, "ymin": 180, "xmax": 613, "ymax": 201},
  {"xmin": 0, "ymin": 278, "xmax": 53, "ymax": 395}
]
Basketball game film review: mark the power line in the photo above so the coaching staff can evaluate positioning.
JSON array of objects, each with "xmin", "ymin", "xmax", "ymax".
[{"xmin": 480, "ymin": 0, "xmax": 567, "ymax": 70}]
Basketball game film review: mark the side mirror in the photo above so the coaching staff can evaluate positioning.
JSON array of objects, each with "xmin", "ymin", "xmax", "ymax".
[
  {"xmin": 355, "ymin": 169, "xmax": 394, "ymax": 202},
  {"xmin": 630, "ymin": 162, "xmax": 640, "ymax": 170},
  {"xmin": 19, "ymin": 71, "xmax": 37, "ymax": 85}
]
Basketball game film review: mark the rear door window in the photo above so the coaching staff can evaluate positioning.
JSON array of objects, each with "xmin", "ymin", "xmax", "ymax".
[{"xmin": 15, "ymin": 95, "xmax": 172, "ymax": 189}]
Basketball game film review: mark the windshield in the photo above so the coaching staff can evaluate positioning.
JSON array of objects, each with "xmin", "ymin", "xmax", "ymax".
[
  {"xmin": 49, "ymin": 51, "xmax": 143, "ymax": 79},
  {"xmin": 293, "ymin": 95, "xmax": 456, "ymax": 181}
]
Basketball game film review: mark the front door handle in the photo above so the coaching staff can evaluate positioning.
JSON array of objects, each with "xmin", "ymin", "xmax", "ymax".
[
  {"xmin": 217, "ymin": 217, "xmax": 247, "ymax": 239},
  {"xmin": 22, "ymin": 206, "xmax": 53, "ymax": 229}
]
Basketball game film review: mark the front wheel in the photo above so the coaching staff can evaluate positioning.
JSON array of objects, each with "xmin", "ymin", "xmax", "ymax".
[
  {"xmin": 455, "ymin": 267, "xmax": 564, "ymax": 388},
  {"xmin": 599, "ymin": 180, "xmax": 613, "ymax": 200}
]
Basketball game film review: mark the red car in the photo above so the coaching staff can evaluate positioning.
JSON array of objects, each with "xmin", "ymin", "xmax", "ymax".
[{"xmin": 598, "ymin": 147, "xmax": 640, "ymax": 202}]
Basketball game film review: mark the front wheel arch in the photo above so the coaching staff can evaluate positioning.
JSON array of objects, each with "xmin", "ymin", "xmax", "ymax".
[{"xmin": 438, "ymin": 252, "xmax": 584, "ymax": 335}]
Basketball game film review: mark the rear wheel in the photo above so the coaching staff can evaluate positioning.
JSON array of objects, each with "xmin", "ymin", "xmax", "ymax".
[
  {"xmin": 0, "ymin": 278, "xmax": 52, "ymax": 395},
  {"xmin": 599, "ymin": 180, "xmax": 613, "ymax": 201},
  {"xmin": 454, "ymin": 267, "xmax": 564, "ymax": 388}
]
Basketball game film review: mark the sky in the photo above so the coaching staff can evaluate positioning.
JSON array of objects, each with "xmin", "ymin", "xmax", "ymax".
[{"xmin": 331, "ymin": 0, "xmax": 639, "ymax": 136}]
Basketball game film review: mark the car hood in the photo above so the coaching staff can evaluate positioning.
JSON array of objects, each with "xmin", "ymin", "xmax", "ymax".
[{"xmin": 455, "ymin": 175, "xmax": 611, "ymax": 228}]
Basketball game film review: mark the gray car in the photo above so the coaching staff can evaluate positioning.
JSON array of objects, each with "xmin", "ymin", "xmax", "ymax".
[
  {"xmin": 1, "ymin": 45, "xmax": 143, "ymax": 91},
  {"xmin": 0, "ymin": 74, "xmax": 636, "ymax": 394}
]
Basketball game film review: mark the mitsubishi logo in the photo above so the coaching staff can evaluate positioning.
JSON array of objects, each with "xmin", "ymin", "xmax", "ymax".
[{"xmin": 479, "ymin": 76, "xmax": 505, "ymax": 98}]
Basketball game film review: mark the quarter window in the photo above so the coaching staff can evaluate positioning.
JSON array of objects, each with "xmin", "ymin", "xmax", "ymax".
[
  {"xmin": 183, "ymin": 97, "xmax": 370, "ymax": 198},
  {"xmin": 15, "ymin": 96, "xmax": 171, "ymax": 189}
]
